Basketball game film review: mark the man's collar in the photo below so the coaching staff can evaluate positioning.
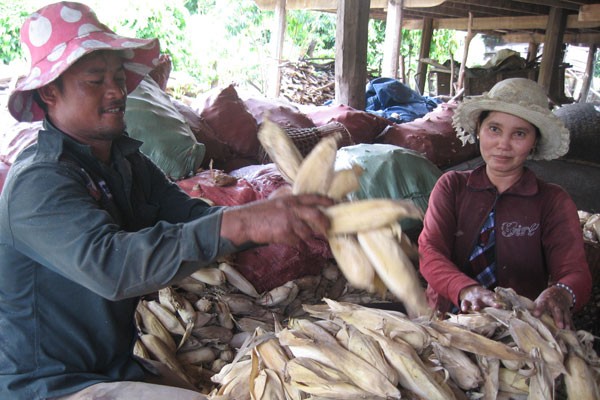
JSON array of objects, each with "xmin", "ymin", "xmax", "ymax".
[{"xmin": 42, "ymin": 118, "xmax": 143, "ymax": 158}]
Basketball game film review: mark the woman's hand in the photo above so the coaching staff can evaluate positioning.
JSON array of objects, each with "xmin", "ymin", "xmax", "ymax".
[
  {"xmin": 532, "ymin": 286, "xmax": 574, "ymax": 329},
  {"xmin": 459, "ymin": 285, "xmax": 505, "ymax": 312},
  {"xmin": 220, "ymin": 194, "xmax": 334, "ymax": 247}
]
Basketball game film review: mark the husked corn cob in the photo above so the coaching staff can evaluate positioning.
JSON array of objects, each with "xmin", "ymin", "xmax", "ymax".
[
  {"xmin": 140, "ymin": 333, "xmax": 193, "ymax": 386},
  {"xmin": 508, "ymin": 317, "xmax": 565, "ymax": 378},
  {"xmin": 428, "ymin": 320, "xmax": 530, "ymax": 362},
  {"xmin": 292, "ymin": 132, "xmax": 340, "ymax": 195},
  {"xmin": 136, "ymin": 301, "xmax": 177, "ymax": 352},
  {"xmin": 286, "ymin": 357, "xmax": 382, "ymax": 399},
  {"xmin": 190, "ymin": 267, "xmax": 226, "ymax": 286},
  {"xmin": 256, "ymin": 281, "xmax": 299, "ymax": 307},
  {"xmin": 369, "ymin": 331, "xmax": 457, "ymax": 400},
  {"xmin": 431, "ymin": 341, "xmax": 483, "ymax": 390},
  {"xmin": 257, "ymin": 118, "xmax": 303, "ymax": 184},
  {"xmin": 324, "ymin": 198, "xmax": 423, "ymax": 235},
  {"xmin": 251, "ymin": 368, "xmax": 286, "ymax": 400},
  {"xmin": 145, "ymin": 299, "xmax": 186, "ymax": 336},
  {"xmin": 327, "ymin": 164, "xmax": 363, "ymax": 200},
  {"xmin": 327, "ymin": 233, "xmax": 376, "ymax": 292},
  {"xmin": 277, "ymin": 327, "xmax": 401, "ymax": 398},
  {"xmin": 218, "ymin": 262, "xmax": 260, "ymax": 298},
  {"xmin": 133, "ymin": 338, "xmax": 150, "ymax": 359},
  {"xmin": 564, "ymin": 352, "xmax": 600, "ymax": 399},
  {"xmin": 254, "ymin": 327, "xmax": 303, "ymax": 400},
  {"xmin": 342, "ymin": 325, "xmax": 399, "ymax": 386},
  {"xmin": 477, "ymin": 355, "xmax": 500, "ymax": 399},
  {"xmin": 357, "ymin": 225, "xmax": 431, "ymax": 317},
  {"xmin": 305, "ymin": 299, "xmax": 430, "ymax": 352},
  {"xmin": 498, "ymin": 367, "xmax": 529, "ymax": 395}
]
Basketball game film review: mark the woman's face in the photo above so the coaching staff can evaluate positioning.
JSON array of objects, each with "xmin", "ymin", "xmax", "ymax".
[{"xmin": 478, "ymin": 111, "xmax": 538, "ymax": 176}]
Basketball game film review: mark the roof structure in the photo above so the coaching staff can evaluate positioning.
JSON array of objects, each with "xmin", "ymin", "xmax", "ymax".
[
  {"xmin": 256, "ymin": 0, "xmax": 600, "ymax": 44},
  {"xmin": 254, "ymin": 1, "xmax": 600, "ymax": 106}
]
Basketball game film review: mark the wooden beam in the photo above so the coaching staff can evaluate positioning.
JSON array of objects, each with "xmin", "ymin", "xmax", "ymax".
[
  {"xmin": 417, "ymin": 17, "xmax": 434, "ymax": 94},
  {"xmin": 579, "ymin": 44, "xmax": 597, "ymax": 102},
  {"xmin": 268, "ymin": 0, "xmax": 286, "ymax": 98},
  {"xmin": 382, "ymin": 0, "xmax": 404, "ymax": 79},
  {"xmin": 335, "ymin": 0, "xmax": 370, "ymax": 109},
  {"xmin": 254, "ymin": 0, "xmax": 446, "ymax": 10},
  {"xmin": 538, "ymin": 7, "xmax": 566, "ymax": 98},
  {"xmin": 502, "ymin": 31, "xmax": 600, "ymax": 46},
  {"xmin": 402, "ymin": 14, "xmax": 600, "ymax": 31},
  {"xmin": 579, "ymin": 4, "xmax": 600, "ymax": 22},
  {"xmin": 513, "ymin": 0, "xmax": 579, "ymax": 12}
]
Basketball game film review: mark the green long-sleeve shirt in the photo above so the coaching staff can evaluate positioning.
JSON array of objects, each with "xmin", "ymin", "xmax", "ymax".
[{"xmin": 0, "ymin": 120, "xmax": 241, "ymax": 399}]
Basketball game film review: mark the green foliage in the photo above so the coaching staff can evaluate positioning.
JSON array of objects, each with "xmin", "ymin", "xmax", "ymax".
[
  {"xmin": 0, "ymin": 0, "xmax": 459, "ymax": 94},
  {"xmin": 0, "ymin": 4, "xmax": 28, "ymax": 64},
  {"xmin": 595, "ymin": 48, "xmax": 600, "ymax": 78}
]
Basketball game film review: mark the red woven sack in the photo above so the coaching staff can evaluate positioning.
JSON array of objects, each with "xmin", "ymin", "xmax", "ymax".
[
  {"xmin": 306, "ymin": 104, "xmax": 390, "ymax": 144},
  {"xmin": 375, "ymin": 103, "xmax": 479, "ymax": 169},
  {"xmin": 197, "ymin": 84, "xmax": 259, "ymax": 159}
]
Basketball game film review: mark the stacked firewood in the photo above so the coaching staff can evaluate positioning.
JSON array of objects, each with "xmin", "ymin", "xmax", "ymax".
[{"xmin": 279, "ymin": 59, "xmax": 335, "ymax": 105}]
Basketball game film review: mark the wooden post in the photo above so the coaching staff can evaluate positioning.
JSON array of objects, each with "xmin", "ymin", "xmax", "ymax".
[
  {"xmin": 417, "ymin": 17, "xmax": 433, "ymax": 95},
  {"xmin": 538, "ymin": 7, "xmax": 566, "ymax": 99},
  {"xmin": 527, "ymin": 42, "xmax": 539, "ymax": 64},
  {"xmin": 382, "ymin": 0, "xmax": 404, "ymax": 79},
  {"xmin": 335, "ymin": 0, "xmax": 370, "ymax": 110},
  {"xmin": 456, "ymin": 12, "xmax": 473, "ymax": 92},
  {"xmin": 268, "ymin": 0, "xmax": 286, "ymax": 98},
  {"xmin": 579, "ymin": 44, "xmax": 597, "ymax": 103}
]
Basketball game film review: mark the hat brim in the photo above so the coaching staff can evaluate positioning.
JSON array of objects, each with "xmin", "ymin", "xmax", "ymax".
[
  {"xmin": 8, "ymin": 31, "xmax": 159, "ymax": 122},
  {"xmin": 452, "ymin": 96, "xmax": 570, "ymax": 161}
]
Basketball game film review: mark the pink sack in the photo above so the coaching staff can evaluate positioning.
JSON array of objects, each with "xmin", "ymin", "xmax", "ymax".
[
  {"xmin": 375, "ymin": 103, "xmax": 479, "ymax": 169},
  {"xmin": 179, "ymin": 164, "xmax": 334, "ymax": 292},
  {"xmin": 306, "ymin": 104, "xmax": 391, "ymax": 144},
  {"xmin": 243, "ymin": 97, "xmax": 315, "ymax": 130},
  {"xmin": 171, "ymin": 98, "xmax": 234, "ymax": 170},
  {"xmin": 177, "ymin": 169, "xmax": 259, "ymax": 206},
  {"xmin": 196, "ymin": 84, "xmax": 259, "ymax": 160}
]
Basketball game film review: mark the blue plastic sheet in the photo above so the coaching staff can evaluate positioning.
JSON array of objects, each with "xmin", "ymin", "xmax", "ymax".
[{"xmin": 365, "ymin": 77, "xmax": 441, "ymax": 123}]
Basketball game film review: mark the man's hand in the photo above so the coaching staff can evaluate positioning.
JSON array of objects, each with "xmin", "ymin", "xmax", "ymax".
[
  {"xmin": 220, "ymin": 194, "xmax": 334, "ymax": 247},
  {"xmin": 532, "ymin": 286, "xmax": 574, "ymax": 330},
  {"xmin": 459, "ymin": 285, "xmax": 505, "ymax": 312}
]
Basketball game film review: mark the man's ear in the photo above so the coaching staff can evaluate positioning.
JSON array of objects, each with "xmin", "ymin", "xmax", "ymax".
[{"xmin": 37, "ymin": 84, "xmax": 58, "ymax": 107}]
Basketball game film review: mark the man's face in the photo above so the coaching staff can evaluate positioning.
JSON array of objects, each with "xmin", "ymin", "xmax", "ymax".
[{"xmin": 45, "ymin": 50, "xmax": 128, "ymax": 145}]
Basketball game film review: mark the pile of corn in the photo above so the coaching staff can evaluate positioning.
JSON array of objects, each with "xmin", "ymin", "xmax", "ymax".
[
  {"xmin": 579, "ymin": 210, "xmax": 600, "ymax": 243},
  {"xmin": 208, "ymin": 290, "xmax": 600, "ymax": 399},
  {"xmin": 133, "ymin": 122, "xmax": 600, "ymax": 398},
  {"xmin": 133, "ymin": 260, "xmax": 391, "ymax": 393},
  {"xmin": 133, "ymin": 271, "xmax": 600, "ymax": 399}
]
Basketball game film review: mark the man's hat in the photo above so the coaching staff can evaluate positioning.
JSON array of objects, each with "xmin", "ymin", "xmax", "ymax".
[{"xmin": 8, "ymin": 1, "xmax": 160, "ymax": 122}]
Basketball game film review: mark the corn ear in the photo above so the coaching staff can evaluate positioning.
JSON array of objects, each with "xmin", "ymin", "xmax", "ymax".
[
  {"xmin": 292, "ymin": 132, "xmax": 339, "ymax": 195},
  {"xmin": 327, "ymin": 164, "xmax": 363, "ymax": 200},
  {"xmin": 327, "ymin": 233, "xmax": 376, "ymax": 292},
  {"xmin": 324, "ymin": 198, "xmax": 423, "ymax": 235},
  {"xmin": 257, "ymin": 118, "xmax": 303, "ymax": 184},
  {"xmin": 190, "ymin": 267, "xmax": 226, "ymax": 286},
  {"xmin": 564, "ymin": 352, "xmax": 600, "ymax": 399},
  {"xmin": 218, "ymin": 262, "xmax": 260, "ymax": 298},
  {"xmin": 136, "ymin": 301, "xmax": 177, "ymax": 352},
  {"xmin": 357, "ymin": 225, "xmax": 431, "ymax": 318}
]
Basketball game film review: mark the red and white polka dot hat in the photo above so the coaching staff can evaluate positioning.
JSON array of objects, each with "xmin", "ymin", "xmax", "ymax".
[{"xmin": 8, "ymin": 1, "xmax": 160, "ymax": 122}]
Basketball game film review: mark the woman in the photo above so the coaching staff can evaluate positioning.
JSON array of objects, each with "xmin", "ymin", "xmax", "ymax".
[{"xmin": 418, "ymin": 78, "xmax": 591, "ymax": 329}]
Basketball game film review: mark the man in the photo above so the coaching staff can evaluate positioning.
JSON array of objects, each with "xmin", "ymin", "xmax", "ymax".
[{"xmin": 0, "ymin": 3, "xmax": 332, "ymax": 399}]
